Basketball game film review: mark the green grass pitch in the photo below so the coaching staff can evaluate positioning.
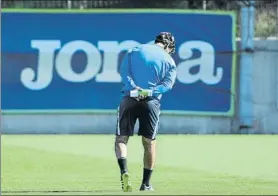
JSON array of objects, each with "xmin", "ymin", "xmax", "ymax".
[{"xmin": 1, "ymin": 134, "xmax": 278, "ymax": 195}]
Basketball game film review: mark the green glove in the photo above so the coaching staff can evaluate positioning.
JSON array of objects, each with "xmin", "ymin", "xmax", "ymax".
[
  {"xmin": 138, "ymin": 89, "xmax": 153, "ymax": 96},
  {"xmin": 130, "ymin": 89, "xmax": 152, "ymax": 97}
]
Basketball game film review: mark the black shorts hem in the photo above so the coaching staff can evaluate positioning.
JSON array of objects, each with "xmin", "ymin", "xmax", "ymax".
[
  {"xmin": 115, "ymin": 133, "xmax": 135, "ymax": 137},
  {"xmin": 137, "ymin": 132, "xmax": 157, "ymax": 140}
]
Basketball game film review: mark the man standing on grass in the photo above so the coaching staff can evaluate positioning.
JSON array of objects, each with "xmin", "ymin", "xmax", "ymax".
[{"xmin": 114, "ymin": 32, "xmax": 177, "ymax": 192}]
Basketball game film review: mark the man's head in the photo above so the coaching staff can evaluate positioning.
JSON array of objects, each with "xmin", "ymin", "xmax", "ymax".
[{"xmin": 154, "ymin": 32, "xmax": 176, "ymax": 54}]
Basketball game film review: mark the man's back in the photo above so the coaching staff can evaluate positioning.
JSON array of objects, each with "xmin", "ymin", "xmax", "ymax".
[{"xmin": 120, "ymin": 44, "xmax": 176, "ymax": 100}]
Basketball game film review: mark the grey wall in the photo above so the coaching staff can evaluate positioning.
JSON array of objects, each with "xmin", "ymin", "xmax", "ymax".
[
  {"xmin": 2, "ymin": 40, "xmax": 278, "ymax": 134},
  {"xmin": 249, "ymin": 40, "xmax": 278, "ymax": 134}
]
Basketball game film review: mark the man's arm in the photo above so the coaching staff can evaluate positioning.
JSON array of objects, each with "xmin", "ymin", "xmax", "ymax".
[
  {"xmin": 120, "ymin": 51, "xmax": 137, "ymax": 91},
  {"xmin": 152, "ymin": 64, "xmax": 177, "ymax": 97}
]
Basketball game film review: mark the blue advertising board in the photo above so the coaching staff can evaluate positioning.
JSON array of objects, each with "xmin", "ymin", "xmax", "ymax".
[{"xmin": 2, "ymin": 9, "xmax": 236, "ymax": 116}]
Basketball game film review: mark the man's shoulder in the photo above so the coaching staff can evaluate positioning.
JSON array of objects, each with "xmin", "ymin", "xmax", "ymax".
[
  {"xmin": 127, "ymin": 44, "xmax": 144, "ymax": 54},
  {"xmin": 129, "ymin": 44, "xmax": 158, "ymax": 56},
  {"xmin": 142, "ymin": 44, "xmax": 176, "ymax": 66},
  {"xmin": 168, "ymin": 56, "xmax": 176, "ymax": 67},
  {"xmin": 161, "ymin": 53, "xmax": 176, "ymax": 67},
  {"xmin": 141, "ymin": 43, "xmax": 160, "ymax": 51}
]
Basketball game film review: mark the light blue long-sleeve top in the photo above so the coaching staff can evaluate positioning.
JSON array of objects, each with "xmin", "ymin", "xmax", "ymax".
[{"xmin": 120, "ymin": 44, "xmax": 177, "ymax": 100}]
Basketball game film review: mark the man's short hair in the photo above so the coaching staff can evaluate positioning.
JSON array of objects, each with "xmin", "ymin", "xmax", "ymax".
[{"xmin": 154, "ymin": 32, "xmax": 176, "ymax": 53}]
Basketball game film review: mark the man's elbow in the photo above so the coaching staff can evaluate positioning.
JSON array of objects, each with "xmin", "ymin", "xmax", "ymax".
[
  {"xmin": 161, "ymin": 85, "xmax": 173, "ymax": 94},
  {"xmin": 166, "ymin": 83, "xmax": 174, "ymax": 91}
]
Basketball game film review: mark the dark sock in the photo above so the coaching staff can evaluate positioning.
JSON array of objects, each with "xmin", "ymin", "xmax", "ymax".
[
  {"xmin": 117, "ymin": 157, "xmax": 128, "ymax": 175},
  {"xmin": 142, "ymin": 168, "xmax": 153, "ymax": 186}
]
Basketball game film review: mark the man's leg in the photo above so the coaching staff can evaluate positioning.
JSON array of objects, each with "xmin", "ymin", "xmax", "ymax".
[
  {"xmin": 141, "ymin": 137, "xmax": 156, "ymax": 188},
  {"xmin": 138, "ymin": 98, "xmax": 160, "ymax": 191},
  {"xmin": 115, "ymin": 135, "xmax": 132, "ymax": 192},
  {"xmin": 115, "ymin": 97, "xmax": 138, "ymax": 192},
  {"xmin": 115, "ymin": 135, "xmax": 129, "ymax": 174}
]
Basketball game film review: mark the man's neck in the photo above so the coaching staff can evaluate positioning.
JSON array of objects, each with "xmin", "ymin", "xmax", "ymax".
[{"xmin": 155, "ymin": 43, "xmax": 165, "ymax": 49}]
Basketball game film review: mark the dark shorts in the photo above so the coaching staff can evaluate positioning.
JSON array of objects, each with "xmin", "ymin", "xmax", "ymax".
[{"xmin": 116, "ymin": 96, "xmax": 161, "ymax": 140}]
